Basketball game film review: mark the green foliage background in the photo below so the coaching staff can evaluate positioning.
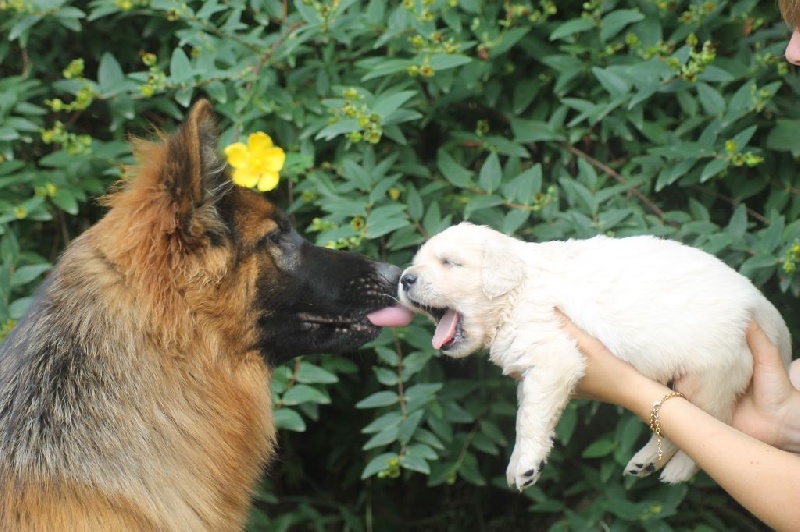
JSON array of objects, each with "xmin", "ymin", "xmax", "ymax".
[{"xmin": 1, "ymin": 0, "xmax": 797, "ymax": 530}]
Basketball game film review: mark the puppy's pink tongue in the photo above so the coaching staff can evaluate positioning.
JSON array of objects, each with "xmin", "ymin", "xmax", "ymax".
[
  {"xmin": 432, "ymin": 309, "xmax": 458, "ymax": 349},
  {"xmin": 367, "ymin": 306, "xmax": 413, "ymax": 327}
]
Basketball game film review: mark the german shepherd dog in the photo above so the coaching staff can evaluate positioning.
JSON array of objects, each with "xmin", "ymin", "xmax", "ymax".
[{"xmin": 0, "ymin": 100, "xmax": 410, "ymax": 530}]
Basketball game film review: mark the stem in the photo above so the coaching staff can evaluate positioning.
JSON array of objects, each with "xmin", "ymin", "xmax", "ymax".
[{"xmin": 562, "ymin": 142, "xmax": 673, "ymax": 225}]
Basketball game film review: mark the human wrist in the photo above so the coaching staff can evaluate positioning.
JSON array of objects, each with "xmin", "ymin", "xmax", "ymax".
[
  {"xmin": 616, "ymin": 374, "xmax": 674, "ymax": 422},
  {"xmin": 776, "ymin": 390, "xmax": 800, "ymax": 454}
]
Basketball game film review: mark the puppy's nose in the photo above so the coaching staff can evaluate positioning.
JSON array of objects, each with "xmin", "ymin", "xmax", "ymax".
[{"xmin": 399, "ymin": 272, "xmax": 417, "ymax": 291}]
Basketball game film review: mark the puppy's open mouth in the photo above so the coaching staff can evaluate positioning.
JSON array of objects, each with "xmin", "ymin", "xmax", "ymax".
[{"xmin": 415, "ymin": 305, "xmax": 465, "ymax": 351}]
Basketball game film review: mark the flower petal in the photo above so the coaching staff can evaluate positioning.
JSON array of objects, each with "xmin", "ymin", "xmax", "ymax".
[
  {"xmin": 224, "ymin": 143, "xmax": 248, "ymax": 168},
  {"xmin": 263, "ymin": 147, "xmax": 286, "ymax": 172},
  {"xmin": 232, "ymin": 167, "xmax": 259, "ymax": 188},
  {"xmin": 248, "ymin": 132, "xmax": 274, "ymax": 152},
  {"xmin": 257, "ymin": 171, "xmax": 280, "ymax": 192}
]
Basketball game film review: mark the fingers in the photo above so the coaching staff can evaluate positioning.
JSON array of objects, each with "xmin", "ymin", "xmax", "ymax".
[
  {"xmin": 790, "ymin": 360, "xmax": 800, "ymax": 390},
  {"xmin": 554, "ymin": 308, "xmax": 609, "ymax": 356},
  {"xmin": 746, "ymin": 320, "xmax": 784, "ymax": 369}
]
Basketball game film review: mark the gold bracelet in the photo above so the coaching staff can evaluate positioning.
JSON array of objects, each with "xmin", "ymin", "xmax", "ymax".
[{"xmin": 648, "ymin": 391, "xmax": 686, "ymax": 467}]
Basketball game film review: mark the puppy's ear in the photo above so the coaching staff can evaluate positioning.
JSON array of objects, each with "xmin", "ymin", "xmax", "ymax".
[
  {"xmin": 481, "ymin": 237, "xmax": 524, "ymax": 299},
  {"xmin": 162, "ymin": 99, "xmax": 231, "ymax": 245}
]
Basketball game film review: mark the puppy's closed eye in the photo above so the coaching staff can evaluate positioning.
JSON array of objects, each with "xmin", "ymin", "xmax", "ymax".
[{"xmin": 440, "ymin": 256, "xmax": 463, "ymax": 268}]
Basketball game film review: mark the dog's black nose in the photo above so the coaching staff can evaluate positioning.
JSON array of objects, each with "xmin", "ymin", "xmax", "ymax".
[
  {"xmin": 400, "ymin": 272, "xmax": 417, "ymax": 291},
  {"xmin": 376, "ymin": 262, "xmax": 402, "ymax": 284}
]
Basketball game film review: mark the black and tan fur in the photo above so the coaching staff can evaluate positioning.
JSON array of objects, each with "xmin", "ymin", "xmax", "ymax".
[{"xmin": 0, "ymin": 100, "xmax": 402, "ymax": 530}]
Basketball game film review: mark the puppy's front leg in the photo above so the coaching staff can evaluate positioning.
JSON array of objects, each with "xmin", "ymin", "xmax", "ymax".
[{"xmin": 506, "ymin": 356, "xmax": 584, "ymax": 490}]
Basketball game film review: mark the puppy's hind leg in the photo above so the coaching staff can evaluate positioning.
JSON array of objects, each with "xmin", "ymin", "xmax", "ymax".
[{"xmin": 625, "ymin": 358, "xmax": 748, "ymax": 483}]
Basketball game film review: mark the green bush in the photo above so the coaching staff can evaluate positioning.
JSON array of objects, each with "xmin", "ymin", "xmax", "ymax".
[{"xmin": 1, "ymin": 0, "xmax": 796, "ymax": 530}]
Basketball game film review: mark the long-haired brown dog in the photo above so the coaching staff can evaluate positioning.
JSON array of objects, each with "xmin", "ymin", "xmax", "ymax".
[{"xmin": 0, "ymin": 100, "xmax": 409, "ymax": 530}]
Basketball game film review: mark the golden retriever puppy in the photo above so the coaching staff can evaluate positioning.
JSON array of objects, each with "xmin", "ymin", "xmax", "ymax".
[{"xmin": 398, "ymin": 222, "xmax": 791, "ymax": 489}]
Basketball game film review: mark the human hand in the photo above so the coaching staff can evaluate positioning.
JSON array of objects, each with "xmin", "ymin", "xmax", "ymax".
[
  {"xmin": 731, "ymin": 320, "xmax": 800, "ymax": 453},
  {"xmin": 555, "ymin": 309, "xmax": 648, "ymax": 405}
]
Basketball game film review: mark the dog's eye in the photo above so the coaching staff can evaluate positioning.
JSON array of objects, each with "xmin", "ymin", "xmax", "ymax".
[
  {"xmin": 256, "ymin": 231, "xmax": 282, "ymax": 249},
  {"xmin": 440, "ymin": 257, "xmax": 462, "ymax": 268}
]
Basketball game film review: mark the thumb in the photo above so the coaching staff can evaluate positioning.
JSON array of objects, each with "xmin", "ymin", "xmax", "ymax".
[
  {"xmin": 746, "ymin": 319, "xmax": 785, "ymax": 371},
  {"xmin": 554, "ymin": 308, "xmax": 607, "ymax": 356}
]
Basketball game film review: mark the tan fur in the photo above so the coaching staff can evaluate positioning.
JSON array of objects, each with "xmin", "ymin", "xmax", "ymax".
[
  {"xmin": 1, "ymin": 100, "xmax": 404, "ymax": 530},
  {"xmin": 0, "ymin": 102, "xmax": 274, "ymax": 531}
]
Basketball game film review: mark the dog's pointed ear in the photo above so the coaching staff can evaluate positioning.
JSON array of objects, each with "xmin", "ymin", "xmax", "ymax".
[
  {"xmin": 163, "ymin": 99, "xmax": 231, "ymax": 244},
  {"xmin": 481, "ymin": 237, "xmax": 524, "ymax": 299}
]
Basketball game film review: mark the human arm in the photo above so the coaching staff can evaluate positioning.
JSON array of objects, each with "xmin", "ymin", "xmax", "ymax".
[{"xmin": 559, "ymin": 313, "xmax": 800, "ymax": 531}]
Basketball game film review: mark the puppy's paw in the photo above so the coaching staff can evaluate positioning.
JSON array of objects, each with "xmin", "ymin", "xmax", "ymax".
[
  {"xmin": 623, "ymin": 459, "xmax": 658, "ymax": 478},
  {"xmin": 506, "ymin": 443, "xmax": 546, "ymax": 490},
  {"xmin": 659, "ymin": 451, "xmax": 697, "ymax": 483}
]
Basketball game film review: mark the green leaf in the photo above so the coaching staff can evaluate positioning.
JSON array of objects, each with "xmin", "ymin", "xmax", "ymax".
[
  {"xmin": 373, "ymin": 91, "xmax": 416, "ymax": 119},
  {"xmin": 51, "ymin": 189, "xmax": 79, "ymax": 215},
  {"xmin": 362, "ymin": 411, "xmax": 403, "ymax": 434},
  {"xmin": 397, "ymin": 409, "xmax": 424, "ymax": 443},
  {"xmin": 404, "ymin": 383, "xmax": 443, "ymax": 411},
  {"xmin": 274, "ymin": 408, "xmax": 306, "ymax": 432},
  {"xmin": 295, "ymin": 363, "xmax": 338, "ymax": 384},
  {"xmin": 549, "ymin": 18, "xmax": 595, "ymax": 40},
  {"xmin": 437, "ymin": 149, "xmax": 474, "ymax": 187},
  {"xmin": 361, "ymin": 453, "xmax": 397, "ymax": 479},
  {"xmin": 767, "ymin": 119, "xmax": 800, "ymax": 154},
  {"xmin": 697, "ymin": 82, "xmax": 725, "ymax": 115},
  {"xmin": 502, "ymin": 209, "xmax": 529, "ymax": 235},
  {"xmin": 280, "ymin": 384, "xmax": 331, "ymax": 406},
  {"xmin": 315, "ymin": 119, "xmax": 360, "ymax": 141},
  {"xmin": 9, "ymin": 297, "xmax": 33, "ymax": 320},
  {"xmin": 374, "ymin": 365, "xmax": 398, "ymax": 385},
  {"xmin": 97, "ymin": 53, "xmax": 124, "ymax": 94},
  {"xmin": 592, "ymin": 67, "xmax": 631, "ymax": 97},
  {"xmin": 366, "ymin": 209, "xmax": 408, "ymax": 238},
  {"xmin": 169, "ymin": 48, "xmax": 194, "ymax": 83},
  {"xmin": 428, "ymin": 54, "xmax": 471, "ymax": 70},
  {"xmin": 356, "ymin": 391, "xmax": 400, "ymax": 409},
  {"xmin": 582, "ymin": 437, "xmax": 616, "ymax": 458},
  {"xmin": 482, "ymin": 137, "xmax": 529, "ymax": 158},
  {"xmin": 510, "ymin": 118, "xmax": 565, "ymax": 143},
  {"xmin": 726, "ymin": 204, "xmax": 747, "ymax": 239},
  {"xmin": 503, "ymin": 164, "xmax": 542, "ymax": 204},
  {"xmin": 458, "ymin": 453, "xmax": 485, "ymax": 485},
  {"xmin": 654, "ymin": 159, "xmax": 696, "ymax": 191},
  {"xmin": 700, "ymin": 158, "xmax": 728, "ymax": 183},
  {"xmin": 406, "ymin": 185, "xmax": 423, "ymax": 221},
  {"xmin": 10, "ymin": 264, "xmax": 51, "ymax": 286},
  {"xmin": 400, "ymin": 453, "xmax": 430, "ymax": 474},
  {"xmin": 8, "ymin": 15, "xmax": 40, "ymax": 42},
  {"xmin": 463, "ymin": 195, "xmax": 504, "ymax": 219},
  {"xmin": 478, "ymin": 152, "xmax": 502, "ymax": 193},
  {"xmin": 556, "ymin": 403, "xmax": 578, "ymax": 445},
  {"xmin": 361, "ymin": 59, "xmax": 415, "ymax": 81},
  {"xmin": 739, "ymin": 254, "xmax": 777, "ymax": 278},
  {"xmin": 729, "ymin": 125, "xmax": 758, "ymax": 151},
  {"xmin": 599, "ymin": 9, "xmax": 644, "ymax": 41},
  {"xmin": 363, "ymin": 425, "xmax": 399, "ymax": 450}
]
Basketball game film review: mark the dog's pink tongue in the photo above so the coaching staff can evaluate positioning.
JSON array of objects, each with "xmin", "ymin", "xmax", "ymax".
[
  {"xmin": 432, "ymin": 309, "xmax": 459, "ymax": 349},
  {"xmin": 367, "ymin": 306, "xmax": 413, "ymax": 327}
]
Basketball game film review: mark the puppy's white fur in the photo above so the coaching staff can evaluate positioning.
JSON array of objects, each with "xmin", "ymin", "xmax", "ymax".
[{"xmin": 399, "ymin": 222, "xmax": 791, "ymax": 489}]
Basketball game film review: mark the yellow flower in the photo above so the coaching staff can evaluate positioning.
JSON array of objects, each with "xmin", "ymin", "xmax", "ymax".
[{"xmin": 224, "ymin": 132, "xmax": 286, "ymax": 192}]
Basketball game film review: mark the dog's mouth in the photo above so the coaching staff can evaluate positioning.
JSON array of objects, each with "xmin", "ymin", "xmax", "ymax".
[
  {"xmin": 298, "ymin": 305, "xmax": 411, "ymax": 334},
  {"xmin": 407, "ymin": 302, "xmax": 465, "ymax": 352}
]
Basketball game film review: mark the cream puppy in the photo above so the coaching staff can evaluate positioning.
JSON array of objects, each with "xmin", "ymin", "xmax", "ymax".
[{"xmin": 398, "ymin": 222, "xmax": 791, "ymax": 490}]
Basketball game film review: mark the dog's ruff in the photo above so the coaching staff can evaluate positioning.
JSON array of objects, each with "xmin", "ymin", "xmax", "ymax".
[
  {"xmin": 399, "ymin": 222, "xmax": 791, "ymax": 490},
  {"xmin": 0, "ymin": 100, "xmax": 411, "ymax": 529}
]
